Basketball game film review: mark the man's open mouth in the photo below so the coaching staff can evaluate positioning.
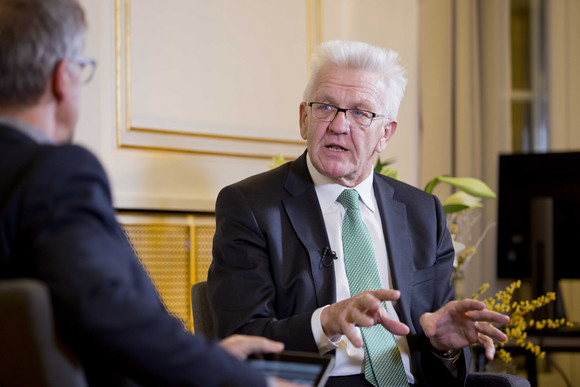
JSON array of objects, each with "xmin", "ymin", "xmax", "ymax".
[{"xmin": 325, "ymin": 145, "xmax": 347, "ymax": 152}]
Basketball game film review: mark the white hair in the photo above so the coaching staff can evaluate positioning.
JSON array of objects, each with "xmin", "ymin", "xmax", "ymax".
[{"xmin": 303, "ymin": 40, "xmax": 407, "ymax": 120}]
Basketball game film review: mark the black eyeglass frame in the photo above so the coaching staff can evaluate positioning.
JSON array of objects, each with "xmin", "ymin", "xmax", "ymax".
[{"xmin": 307, "ymin": 102, "xmax": 385, "ymax": 128}]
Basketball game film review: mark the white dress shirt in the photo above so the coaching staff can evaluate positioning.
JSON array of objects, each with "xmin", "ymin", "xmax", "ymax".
[{"xmin": 306, "ymin": 157, "xmax": 415, "ymax": 384}]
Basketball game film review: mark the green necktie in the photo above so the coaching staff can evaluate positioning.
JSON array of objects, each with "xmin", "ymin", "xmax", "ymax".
[{"xmin": 337, "ymin": 189, "xmax": 408, "ymax": 387}]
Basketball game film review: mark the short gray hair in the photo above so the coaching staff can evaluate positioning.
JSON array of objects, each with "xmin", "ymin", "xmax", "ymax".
[
  {"xmin": 303, "ymin": 40, "xmax": 407, "ymax": 120},
  {"xmin": 0, "ymin": 0, "xmax": 86, "ymax": 107}
]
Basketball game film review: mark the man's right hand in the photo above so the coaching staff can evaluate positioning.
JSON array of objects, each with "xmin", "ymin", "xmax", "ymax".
[{"xmin": 320, "ymin": 289, "xmax": 410, "ymax": 347}]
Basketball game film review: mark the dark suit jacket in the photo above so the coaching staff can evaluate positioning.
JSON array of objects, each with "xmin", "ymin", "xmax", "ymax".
[
  {"xmin": 0, "ymin": 124, "xmax": 266, "ymax": 387},
  {"xmin": 208, "ymin": 151, "xmax": 471, "ymax": 386}
]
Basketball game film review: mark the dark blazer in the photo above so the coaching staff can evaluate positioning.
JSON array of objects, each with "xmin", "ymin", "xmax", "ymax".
[
  {"xmin": 0, "ymin": 124, "xmax": 266, "ymax": 387},
  {"xmin": 208, "ymin": 151, "xmax": 471, "ymax": 386}
]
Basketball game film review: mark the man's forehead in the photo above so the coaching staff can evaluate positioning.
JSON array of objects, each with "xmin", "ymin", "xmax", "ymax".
[{"xmin": 312, "ymin": 65, "xmax": 386, "ymax": 106}]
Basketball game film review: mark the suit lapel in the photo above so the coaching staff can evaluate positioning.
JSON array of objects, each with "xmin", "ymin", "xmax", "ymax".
[
  {"xmin": 282, "ymin": 152, "xmax": 336, "ymax": 307},
  {"xmin": 279, "ymin": 157, "xmax": 413, "ymax": 312},
  {"xmin": 373, "ymin": 177, "xmax": 413, "ymax": 322}
]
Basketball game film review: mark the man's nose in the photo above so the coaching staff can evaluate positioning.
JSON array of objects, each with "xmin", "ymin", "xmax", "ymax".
[{"xmin": 329, "ymin": 110, "xmax": 350, "ymax": 133}]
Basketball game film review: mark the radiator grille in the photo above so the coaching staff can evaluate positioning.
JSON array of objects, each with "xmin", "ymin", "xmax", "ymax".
[{"xmin": 119, "ymin": 214, "xmax": 215, "ymax": 332}]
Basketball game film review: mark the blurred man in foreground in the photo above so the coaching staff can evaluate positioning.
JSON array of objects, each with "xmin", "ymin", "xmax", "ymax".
[{"xmin": 0, "ymin": 0, "xmax": 296, "ymax": 385}]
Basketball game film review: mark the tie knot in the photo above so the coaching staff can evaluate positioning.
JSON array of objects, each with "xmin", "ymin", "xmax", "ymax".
[{"xmin": 337, "ymin": 189, "xmax": 360, "ymax": 211}]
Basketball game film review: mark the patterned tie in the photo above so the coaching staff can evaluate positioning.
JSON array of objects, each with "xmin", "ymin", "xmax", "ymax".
[{"xmin": 337, "ymin": 189, "xmax": 408, "ymax": 387}]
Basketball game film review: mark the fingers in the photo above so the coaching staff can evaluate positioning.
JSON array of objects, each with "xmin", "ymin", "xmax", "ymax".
[
  {"xmin": 340, "ymin": 308, "xmax": 406, "ymax": 347},
  {"xmin": 419, "ymin": 312, "xmax": 437, "ymax": 338},
  {"xmin": 271, "ymin": 377, "xmax": 313, "ymax": 387},
  {"xmin": 328, "ymin": 303, "xmax": 366, "ymax": 347},
  {"xmin": 450, "ymin": 299, "xmax": 487, "ymax": 313},
  {"xmin": 249, "ymin": 336, "xmax": 285, "ymax": 354},
  {"xmin": 453, "ymin": 300, "xmax": 510, "ymax": 327},
  {"xmin": 474, "ymin": 321, "xmax": 508, "ymax": 343},
  {"xmin": 378, "ymin": 307, "xmax": 410, "ymax": 336},
  {"xmin": 467, "ymin": 310, "xmax": 510, "ymax": 325},
  {"xmin": 342, "ymin": 324, "xmax": 364, "ymax": 348},
  {"xmin": 321, "ymin": 290, "xmax": 406, "ymax": 344},
  {"xmin": 477, "ymin": 333, "xmax": 496, "ymax": 361},
  {"xmin": 354, "ymin": 292, "xmax": 384, "ymax": 317},
  {"xmin": 219, "ymin": 335, "xmax": 285, "ymax": 360},
  {"xmin": 371, "ymin": 289, "xmax": 401, "ymax": 303}
]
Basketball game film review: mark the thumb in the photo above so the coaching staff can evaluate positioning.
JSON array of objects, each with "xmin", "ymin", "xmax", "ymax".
[{"xmin": 420, "ymin": 312, "xmax": 436, "ymax": 337}]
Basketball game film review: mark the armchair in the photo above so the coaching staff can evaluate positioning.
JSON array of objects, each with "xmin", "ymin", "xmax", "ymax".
[{"xmin": 0, "ymin": 279, "xmax": 87, "ymax": 387}]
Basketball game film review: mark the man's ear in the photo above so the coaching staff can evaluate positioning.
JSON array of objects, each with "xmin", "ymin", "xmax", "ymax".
[
  {"xmin": 51, "ymin": 59, "xmax": 71, "ymax": 102},
  {"xmin": 376, "ymin": 119, "xmax": 397, "ymax": 153},
  {"xmin": 299, "ymin": 102, "xmax": 308, "ymax": 140},
  {"xmin": 384, "ymin": 120, "xmax": 397, "ymax": 141}
]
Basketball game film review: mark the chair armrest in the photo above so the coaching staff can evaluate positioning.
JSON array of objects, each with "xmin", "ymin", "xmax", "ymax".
[{"xmin": 467, "ymin": 372, "xmax": 530, "ymax": 387}]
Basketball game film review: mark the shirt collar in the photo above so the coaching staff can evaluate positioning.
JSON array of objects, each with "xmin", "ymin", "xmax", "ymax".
[
  {"xmin": 306, "ymin": 153, "xmax": 376, "ymax": 212},
  {"xmin": 0, "ymin": 116, "xmax": 55, "ymax": 145}
]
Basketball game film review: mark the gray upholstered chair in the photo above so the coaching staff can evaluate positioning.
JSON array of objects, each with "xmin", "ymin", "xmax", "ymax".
[
  {"xmin": 190, "ymin": 280, "xmax": 530, "ymax": 386},
  {"xmin": 191, "ymin": 280, "xmax": 215, "ymax": 339},
  {"xmin": 467, "ymin": 372, "xmax": 530, "ymax": 387},
  {"xmin": 0, "ymin": 279, "xmax": 87, "ymax": 387}
]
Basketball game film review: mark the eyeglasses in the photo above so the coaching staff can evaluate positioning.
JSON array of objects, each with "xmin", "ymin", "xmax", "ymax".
[
  {"xmin": 307, "ymin": 102, "xmax": 384, "ymax": 128},
  {"xmin": 69, "ymin": 56, "xmax": 97, "ymax": 84}
]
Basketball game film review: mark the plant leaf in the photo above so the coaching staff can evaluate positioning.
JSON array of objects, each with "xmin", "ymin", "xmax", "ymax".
[
  {"xmin": 424, "ymin": 176, "xmax": 441, "ymax": 194},
  {"xmin": 425, "ymin": 175, "xmax": 496, "ymax": 198},
  {"xmin": 443, "ymin": 191, "xmax": 483, "ymax": 207},
  {"xmin": 379, "ymin": 167, "xmax": 399, "ymax": 180},
  {"xmin": 443, "ymin": 203, "xmax": 472, "ymax": 214},
  {"xmin": 270, "ymin": 154, "xmax": 287, "ymax": 169},
  {"xmin": 436, "ymin": 176, "xmax": 496, "ymax": 198},
  {"xmin": 374, "ymin": 157, "xmax": 397, "ymax": 173},
  {"xmin": 442, "ymin": 191, "xmax": 483, "ymax": 214}
]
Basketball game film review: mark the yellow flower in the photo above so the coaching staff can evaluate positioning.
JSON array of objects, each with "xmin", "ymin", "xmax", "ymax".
[
  {"xmin": 473, "ymin": 280, "xmax": 577, "ymax": 363},
  {"xmin": 269, "ymin": 154, "xmax": 287, "ymax": 169}
]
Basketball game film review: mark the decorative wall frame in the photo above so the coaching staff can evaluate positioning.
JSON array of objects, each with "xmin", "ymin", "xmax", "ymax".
[{"xmin": 114, "ymin": 0, "xmax": 322, "ymax": 159}]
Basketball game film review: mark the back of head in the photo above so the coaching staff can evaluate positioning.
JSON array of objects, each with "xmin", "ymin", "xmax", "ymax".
[
  {"xmin": 303, "ymin": 40, "xmax": 408, "ymax": 120},
  {"xmin": 0, "ymin": 0, "xmax": 86, "ymax": 108}
]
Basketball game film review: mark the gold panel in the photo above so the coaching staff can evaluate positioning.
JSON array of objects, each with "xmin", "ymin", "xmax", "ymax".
[
  {"xmin": 119, "ymin": 214, "xmax": 216, "ymax": 332},
  {"xmin": 123, "ymin": 224, "xmax": 192, "ymax": 329},
  {"xmin": 194, "ymin": 226, "xmax": 215, "ymax": 283}
]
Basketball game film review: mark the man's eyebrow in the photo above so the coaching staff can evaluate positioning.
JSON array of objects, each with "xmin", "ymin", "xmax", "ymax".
[
  {"xmin": 351, "ymin": 99, "xmax": 377, "ymax": 111},
  {"xmin": 315, "ymin": 98, "xmax": 375, "ymax": 110}
]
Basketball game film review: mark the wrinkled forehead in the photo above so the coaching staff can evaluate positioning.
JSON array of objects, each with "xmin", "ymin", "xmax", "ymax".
[{"xmin": 310, "ymin": 65, "xmax": 387, "ymax": 109}]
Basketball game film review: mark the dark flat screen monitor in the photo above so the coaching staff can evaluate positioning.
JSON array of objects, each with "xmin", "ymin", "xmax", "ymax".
[{"xmin": 497, "ymin": 152, "xmax": 580, "ymax": 287}]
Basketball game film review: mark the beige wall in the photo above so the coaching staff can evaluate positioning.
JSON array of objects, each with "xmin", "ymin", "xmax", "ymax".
[
  {"xmin": 546, "ymin": 1, "xmax": 580, "ymax": 385},
  {"xmin": 75, "ymin": 0, "xmax": 419, "ymax": 212},
  {"xmin": 547, "ymin": 0, "xmax": 580, "ymax": 150}
]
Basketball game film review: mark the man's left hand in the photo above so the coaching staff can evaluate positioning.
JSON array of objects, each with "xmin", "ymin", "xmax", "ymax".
[
  {"xmin": 219, "ymin": 334, "xmax": 285, "ymax": 360},
  {"xmin": 420, "ymin": 299, "xmax": 510, "ymax": 360}
]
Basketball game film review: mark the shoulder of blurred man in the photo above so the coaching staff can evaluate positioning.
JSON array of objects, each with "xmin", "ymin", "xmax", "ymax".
[
  {"xmin": 0, "ymin": 124, "xmax": 109, "ymax": 196},
  {"xmin": 0, "ymin": 123, "xmax": 113, "ymax": 270}
]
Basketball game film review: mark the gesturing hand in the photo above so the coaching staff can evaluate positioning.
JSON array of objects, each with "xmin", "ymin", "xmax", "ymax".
[
  {"xmin": 320, "ymin": 289, "xmax": 410, "ymax": 347},
  {"xmin": 219, "ymin": 334, "xmax": 284, "ymax": 360},
  {"xmin": 420, "ymin": 299, "xmax": 510, "ymax": 360}
]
